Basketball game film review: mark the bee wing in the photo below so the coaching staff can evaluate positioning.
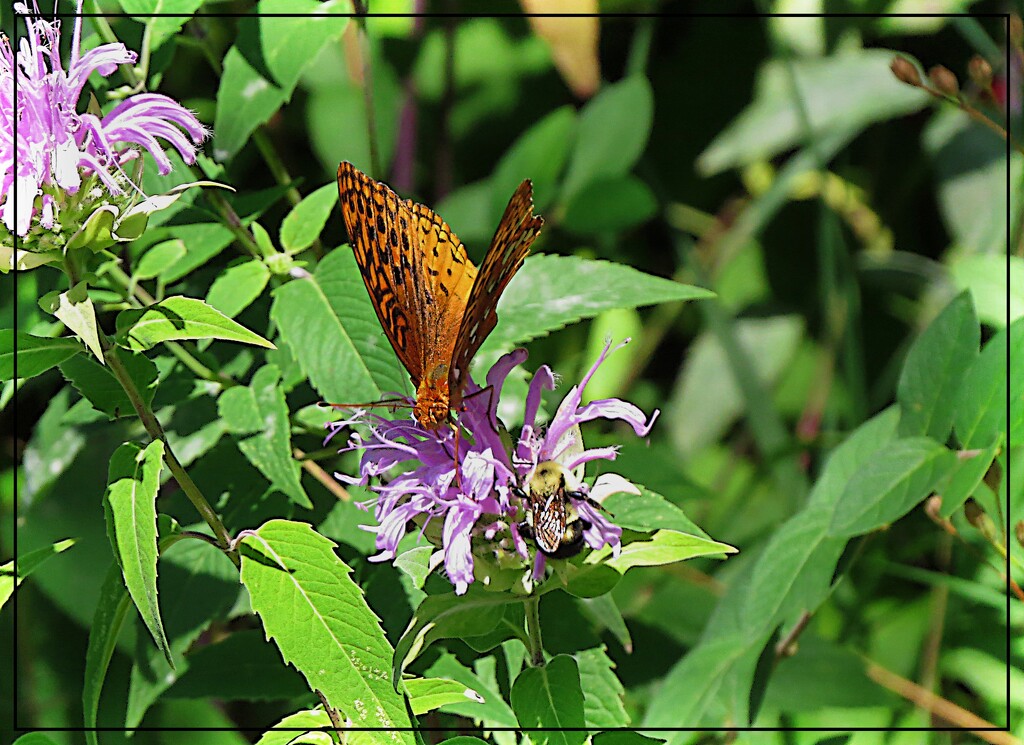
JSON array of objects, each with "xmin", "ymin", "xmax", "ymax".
[{"xmin": 533, "ymin": 495, "xmax": 567, "ymax": 555}]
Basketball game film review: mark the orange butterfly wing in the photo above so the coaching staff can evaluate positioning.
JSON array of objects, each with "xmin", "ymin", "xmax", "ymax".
[
  {"xmin": 449, "ymin": 179, "xmax": 543, "ymax": 400},
  {"xmin": 336, "ymin": 162, "xmax": 476, "ymax": 394},
  {"xmin": 336, "ymin": 162, "xmax": 542, "ymax": 427}
]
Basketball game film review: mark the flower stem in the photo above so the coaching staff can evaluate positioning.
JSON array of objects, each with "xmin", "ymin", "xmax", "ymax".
[
  {"xmin": 524, "ymin": 595, "xmax": 544, "ymax": 667},
  {"xmin": 103, "ymin": 340, "xmax": 237, "ymax": 564}
]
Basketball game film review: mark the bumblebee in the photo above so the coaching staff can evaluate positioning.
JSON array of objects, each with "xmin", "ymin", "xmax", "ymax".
[{"xmin": 513, "ymin": 461, "xmax": 592, "ymax": 559}]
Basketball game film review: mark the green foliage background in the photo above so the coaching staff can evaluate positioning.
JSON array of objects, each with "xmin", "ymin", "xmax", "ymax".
[{"xmin": 1, "ymin": 3, "xmax": 1020, "ymax": 744}]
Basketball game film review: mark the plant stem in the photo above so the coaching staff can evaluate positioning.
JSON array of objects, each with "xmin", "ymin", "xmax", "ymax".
[
  {"xmin": 524, "ymin": 595, "xmax": 544, "ymax": 667},
  {"xmin": 103, "ymin": 339, "xmax": 236, "ymax": 563}
]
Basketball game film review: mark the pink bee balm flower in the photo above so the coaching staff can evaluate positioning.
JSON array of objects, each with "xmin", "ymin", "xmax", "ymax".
[
  {"xmin": 2, "ymin": 0, "xmax": 207, "ymax": 237},
  {"xmin": 326, "ymin": 339, "xmax": 659, "ymax": 595}
]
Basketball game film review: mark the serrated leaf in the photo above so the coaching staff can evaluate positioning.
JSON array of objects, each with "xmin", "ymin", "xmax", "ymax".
[
  {"xmin": 207, "ymin": 259, "xmax": 272, "ymax": 319},
  {"xmin": 281, "ymin": 183, "xmax": 338, "ymax": 252},
  {"xmin": 592, "ymin": 733, "xmax": 665, "ymax": 745},
  {"xmin": 562, "ymin": 76, "xmax": 653, "ymax": 202},
  {"xmin": 214, "ymin": 1, "xmax": 349, "ymax": 160},
  {"xmin": 104, "ymin": 440, "xmax": 172, "ymax": 665},
  {"xmin": 392, "ymin": 587, "xmax": 511, "ymax": 689},
  {"xmin": 576, "ymin": 594, "xmax": 632, "ymax": 654},
  {"xmin": 485, "ymin": 254, "xmax": 712, "ymax": 353},
  {"xmin": 575, "ymin": 646, "xmax": 628, "ymax": 727},
  {"xmin": 510, "ymin": 655, "xmax": 586, "ymax": 745},
  {"xmin": 59, "ymin": 347, "xmax": 158, "ymax": 419},
  {"xmin": 425, "ymin": 652, "xmax": 516, "ymax": 728},
  {"xmin": 238, "ymin": 519, "xmax": 413, "ymax": 739},
  {"xmin": 828, "ymin": 438, "xmax": 959, "ymax": 537},
  {"xmin": 270, "ymin": 248, "xmax": 408, "ymax": 404},
  {"xmin": 116, "ymin": 295, "xmax": 274, "ymax": 351},
  {"xmin": 83, "ymin": 563, "xmax": 133, "ymax": 745},
  {"xmin": 406, "ymin": 676, "xmax": 486, "ymax": 715},
  {"xmin": 134, "ymin": 239, "xmax": 187, "ymax": 280},
  {"xmin": 218, "ymin": 365, "xmax": 311, "ymax": 509},
  {"xmin": 0, "ymin": 538, "xmax": 74, "ymax": 611},
  {"xmin": 587, "ymin": 529, "xmax": 736, "ymax": 573},
  {"xmin": 48, "ymin": 281, "xmax": 104, "ymax": 360},
  {"xmin": 0, "ymin": 331, "xmax": 81, "ymax": 380},
  {"xmin": 897, "ymin": 291, "xmax": 979, "ymax": 440}
]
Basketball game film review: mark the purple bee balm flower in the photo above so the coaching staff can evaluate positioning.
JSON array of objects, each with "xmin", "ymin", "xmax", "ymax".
[
  {"xmin": 327, "ymin": 339, "xmax": 659, "ymax": 595},
  {"xmin": 2, "ymin": 0, "xmax": 207, "ymax": 237}
]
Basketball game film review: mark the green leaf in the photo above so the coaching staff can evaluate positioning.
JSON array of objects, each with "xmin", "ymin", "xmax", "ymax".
[
  {"xmin": 116, "ymin": 295, "xmax": 275, "ymax": 351},
  {"xmin": 603, "ymin": 486, "xmax": 709, "ymax": 538},
  {"xmin": 954, "ymin": 320, "xmax": 1018, "ymax": 448},
  {"xmin": 897, "ymin": 291, "xmax": 979, "ymax": 440},
  {"xmin": 134, "ymin": 239, "xmax": 187, "ymax": 280},
  {"xmin": 951, "ymin": 253, "xmax": 1024, "ymax": 328},
  {"xmin": 405, "ymin": 676, "xmax": 486, "ymax": 715},
  {"xmin": 510, "ymin": 655, "xmax": 586, "ymax": 745},
  {"xmin": 44, "ymin": 281, "xmax": 104, "ymax": 361},
  {"xmin": 828, "ymin": 438, "xmax": 959, "ymax": 537},
  {"xmin": 939, "ymin": 437, "xmax": 1002, "ymax": 518},
  {"xmin": 103, "ymin": 440, "xmax": 173, "ymax": 665},
  {"xmin": 13, "ymin": 735, "xmax": 62, "ymax": 745},
  {"xmin": 83, "ymin": 563, "xmax": 133, "ymax": 745},
  {"xmin": 0, "ymin": 538, "xmax": 74, "ymax": 611},
  {"xmin": 393, "ymin": 546, "xmax": 435, "ymax": 590},
  {"xmin": 214, "ymin": 1, "xmax": 349, "ymax": 160},
  {"xmin": 698, "ymin": 49, "xmax": 929, "ymax": 175},
  {"xmin": 588, "ymin": 529, "xmax": 736, "ymax": 573},
  {"xmin": 425, "ymin": 652, "xmax": 517, "ymax": 728},
  {"xmin": 740, "ymin": 511, "xmax": 845, "ymax": 633},
  {"xmin": 59, "ymin": 347, "xmax": 158, "ymax": 419},
  {"xmin": 392, "ymin": 587, "xmax": 511, "ymax": 689},
  {"xmin": 490, "ymin": 105, "xmax": 577, "ymax": 222},
  {"xmin": 206, "ymin": 259, "xmax": 272, "ymax": 319},
  {"xmin": 270, "ymin": 248, "xmax": 408, "ymax": 404},
  {"xmin": 253, "ymin": 709, "xmax": 337, "ymax": 745},
  {"xmin": 0, "ymin": 331, "xmax": 81, "ymax": 380},
  {"xmin": 562, "ymin": 76, "xmax": 654, "ymax": 202},
  {"xmin": 576, "ymin": 594, "xmax": 632, "ymax": 654},
  {"xmin": 484, "ymin": 254, "xmax": 713, "ymax": 353},
  {"xmin": 575, "ymin": 646, "xmax": 629, "ymax": 727},
  {"xmin": 117, "ymin": 0, "xmax": 205, "ymax": 49},
  {"xmin": 561, "ymin": 175, "xmax": 658, "ymax": 234},
  {"xmin": 238, "ymin": 519, "xmax": 413, "ymax": 738},
  {"xmin": 218, "ymin": 365, "xmax": 311, "ymax": 509},
  {"xmin": 641, "ymin": 632, "xmax": 764, "ymax": 727},
  {"xmin": 281, "ymin": 183, "xmax": 338, "ymax": 253}
]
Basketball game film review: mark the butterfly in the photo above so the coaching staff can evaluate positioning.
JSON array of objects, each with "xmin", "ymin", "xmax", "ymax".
[{"xmin": 336, "ymin": 161, "xmax": 543, "ymax": 429}]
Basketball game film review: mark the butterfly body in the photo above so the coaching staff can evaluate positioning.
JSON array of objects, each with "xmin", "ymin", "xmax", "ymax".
[{"xmin": 337, "ymin": 162, "xmax": 542, "ymax": 428}]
